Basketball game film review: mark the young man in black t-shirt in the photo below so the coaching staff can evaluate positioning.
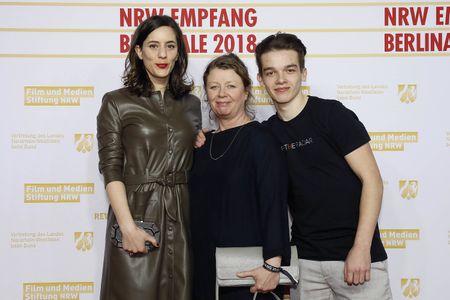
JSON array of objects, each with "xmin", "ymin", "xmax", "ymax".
[{"xmin": 255, "ymin": 34, "xmax": 392, "ymax": 300}]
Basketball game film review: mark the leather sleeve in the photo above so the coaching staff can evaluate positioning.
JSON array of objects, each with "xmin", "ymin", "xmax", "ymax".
[
  {"xmin": 185, "ymin": 94, "xmax": 202, "ymax": 132},
  {"xmin": 97, "ymin": 92, "xmax": 124, "ymax": 187}
]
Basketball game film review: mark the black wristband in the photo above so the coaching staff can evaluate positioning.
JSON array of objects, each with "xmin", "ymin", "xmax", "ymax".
[
  {"xmin": 263, "ymin": 262, "xmax": 299, "ymax": 289},
  {"xmin": 263, "ymin": 262, "xmax": 282, "ymax": 273}
]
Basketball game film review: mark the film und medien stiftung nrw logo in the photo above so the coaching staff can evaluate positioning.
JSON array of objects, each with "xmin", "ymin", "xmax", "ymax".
[
  {"xmin": 399, "ymin": 180, "xmax": 418, "ymax": 200},
  {"xmin": 74, "ymin": 134, "xmax": 94, "ymax": 153},
  {"xmin": 24, "ymin": 183, "xmax": 95, "ymax": 203},
  {"xmin": 398, "ymin": 84, "xmax": 417, "ymax": 104},
  {"xmin": 23, "ymin": 282, "xmax": 94, "ymax": 299},
  {"xmin": 74, "ymin": 232, "xmax": 94, "ymax": 251},
  {"xmin": 380, "ymin": 229, "xmax": 420, "ymax": 249},
  {"xmin": 401, "ymin": 278, "xmax": 420, "ymax": 299},
  {"xmin": 369, "ymin": 132, "xmax": 418, "ymax": 151},
  {"xmin": 24, "ymin": 86, "xmax": 94, "ymax": 106}
]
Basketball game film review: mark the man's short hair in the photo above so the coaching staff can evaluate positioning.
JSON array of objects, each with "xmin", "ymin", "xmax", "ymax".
[{"xmin": 255, "ymin": 33, "xmax": 307, "ymax": 74}]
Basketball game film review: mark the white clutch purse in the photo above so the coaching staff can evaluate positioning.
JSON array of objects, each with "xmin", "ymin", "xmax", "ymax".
[{"xmin": 215, "ymin": 246, "xmax": 299, "ymax": 299}]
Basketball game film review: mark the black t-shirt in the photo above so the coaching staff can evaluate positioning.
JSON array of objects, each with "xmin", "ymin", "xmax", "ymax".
[{"xmin": 265, "ymin": 96, "xmax": 387, "ymax": 262}]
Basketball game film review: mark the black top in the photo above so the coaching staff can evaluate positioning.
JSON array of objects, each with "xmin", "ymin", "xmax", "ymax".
[
  {"xmin": 189, "ymin": 121, "xmax": 290, "ymax": 300},
  {"xmin": 265, "ymin": 96, "xmax": 387, "ymax": 262}
]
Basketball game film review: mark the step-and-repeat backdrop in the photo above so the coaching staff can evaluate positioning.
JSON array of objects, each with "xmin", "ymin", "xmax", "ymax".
[{"xmin": 1, "ymin": 0, "xmax": 449, "ymax": 299}]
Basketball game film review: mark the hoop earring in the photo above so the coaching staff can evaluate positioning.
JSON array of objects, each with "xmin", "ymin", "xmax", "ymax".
[{"xmin": 209, "ymin": 108, "xmax": 216, "ymax": 120}]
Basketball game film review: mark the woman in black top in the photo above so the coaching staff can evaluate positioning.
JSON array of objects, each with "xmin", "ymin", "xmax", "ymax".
[{"xmin": 189, "ymin": 53, "xmax": 290, "ymax": 300}]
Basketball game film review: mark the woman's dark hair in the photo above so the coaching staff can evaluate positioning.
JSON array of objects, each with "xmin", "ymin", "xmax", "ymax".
[
  {"xmin": 255, "ymin": 32, "xmax": 307, "ymax": 74},
  {"xmin": 122, "ymin": 15, "xmax": 192, "ymax": 98},
  {"xmin": 203, "ymin": 53, "xmax": 254, "ymax": 118}
]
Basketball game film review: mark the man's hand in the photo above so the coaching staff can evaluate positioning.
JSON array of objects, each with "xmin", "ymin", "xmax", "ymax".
[{"xmin": 344, "ymin": 245, "xmax": 371, "ymax": 285}]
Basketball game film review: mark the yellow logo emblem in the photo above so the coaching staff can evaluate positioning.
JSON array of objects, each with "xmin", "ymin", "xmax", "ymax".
[
  {"xmin": 369, "ymin": 132, "xmax": 418, "ymax": 151},
  {"xmin": 401, "ymin": 278, "xmax": 420, "ymax": 298},
  {"xmin": 399, "ymin": 180, "xmax": 418, "ymax": 199},
  {"xmin": 24, "ymin": 86, "xmax": 94, "ymax": 106},
  {"xmin": 380, "ymin": 229, "xmax": 420, "ymax": 249},
  {"xmin": 75, "ymin": 134, "xmax": 94, "ymax": 153},
  {"xmin": 24, "ymin": 183, "xmax": 95, "ymax": 203},
  {"xmin": 23, "ymin": 282, "xmax": 94, "ymax": 298},
  {"xmin": 74, "ymin": 232, "xmax": 94, "ymax": 251},
  {"xmin": 398, "ymin": 84, "xmax": 417, "ymax": 103}
]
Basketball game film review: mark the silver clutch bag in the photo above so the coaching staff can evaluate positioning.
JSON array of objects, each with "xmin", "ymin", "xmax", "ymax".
[{"xmin": 215, "ymin": 246, "xmax": 299, "ymax": 299}]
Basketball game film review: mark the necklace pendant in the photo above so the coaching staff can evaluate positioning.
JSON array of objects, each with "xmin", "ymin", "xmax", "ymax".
[{"xmin": 209, "ymin": 124, "xmax": 247, "ymax": 161}]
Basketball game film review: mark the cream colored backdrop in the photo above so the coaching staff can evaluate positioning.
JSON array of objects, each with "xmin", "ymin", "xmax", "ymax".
[{"xmin": 1, "ymin": 0, "xmax": 449, "ymax": 299}]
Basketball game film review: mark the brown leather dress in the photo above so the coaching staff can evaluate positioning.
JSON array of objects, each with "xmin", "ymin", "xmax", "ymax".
[{"xmin": 97, "ymin": 87, "xmax": 201, "ymax": 300}]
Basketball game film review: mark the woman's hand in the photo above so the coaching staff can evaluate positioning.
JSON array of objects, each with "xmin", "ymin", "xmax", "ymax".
[
  {"xmin": 194, "ymin": 129, "xmax": 208, "ymax": 148},
  {"xmin": 236, "ymin": 256, "xmax": 281, "ymax": 293},
  {"xmin": 120, "ymin": 223, "xmax": 159, "ymax": 254},
  {"xmin": 237, "ymin": 266, "xmax": 280, "ymax": 293}
]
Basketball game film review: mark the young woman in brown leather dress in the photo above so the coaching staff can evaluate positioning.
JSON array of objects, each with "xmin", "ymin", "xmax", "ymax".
[{"xmin": 97, "ymin": 15, "xmax": 201, "ymax": 300}]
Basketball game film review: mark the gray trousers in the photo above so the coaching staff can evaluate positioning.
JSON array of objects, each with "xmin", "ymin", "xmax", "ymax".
[{"xmin": 290, "ymin": 259, "xmax": 393, "ymax": 300}]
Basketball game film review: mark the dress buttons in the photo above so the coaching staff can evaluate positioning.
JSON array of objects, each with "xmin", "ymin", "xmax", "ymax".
[
  {"xmin": 169, "ymin": 249, "xmax": 173, "ymax": 255},
  {"xmin": 168, "ymin": 149, "xmax": 173, "ymax": 155},
  {"xmin": 168, "ymin": 127, "xmax": 173, "ymax": 132},
  {"xmin": 168, "ymin": 226, "xmax": 173, "ymax": 231}
]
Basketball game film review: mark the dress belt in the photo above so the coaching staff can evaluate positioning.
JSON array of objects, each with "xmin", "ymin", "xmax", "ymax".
[{"xmin": 124, "ymin": 170, "xmax": 188, "ymax": 186}]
